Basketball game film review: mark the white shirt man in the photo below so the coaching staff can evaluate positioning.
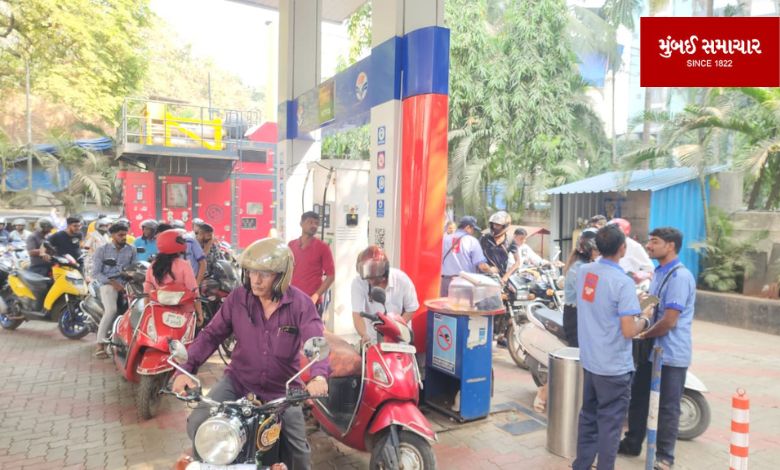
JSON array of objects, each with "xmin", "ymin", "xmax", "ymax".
[
  {"xmin": 620, "ymin": 237, "xmax": 655, "ymax": 281},
  {"xmin": 351, "ymin": 267, "xmax": 419, "ymax": 344}
]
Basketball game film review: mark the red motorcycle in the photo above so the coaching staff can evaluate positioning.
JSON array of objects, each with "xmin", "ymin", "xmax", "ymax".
[
  {"xmin": 110, "ymin": 283, "xmax": 197, "ymax": 419},
  {"xmin": 309, "ymin": 287, "xmax": 437, "ymax": 469}
]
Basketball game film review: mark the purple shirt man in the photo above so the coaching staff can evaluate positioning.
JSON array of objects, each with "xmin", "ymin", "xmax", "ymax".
[{"xmin": 179, "ymin": 285, "xmax": 329, "ymax": 401}]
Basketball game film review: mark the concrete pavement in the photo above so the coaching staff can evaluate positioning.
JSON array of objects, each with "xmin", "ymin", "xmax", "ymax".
[{"xmin": 0, "ymin": 319, "xmax": 778, "ymax": 469}]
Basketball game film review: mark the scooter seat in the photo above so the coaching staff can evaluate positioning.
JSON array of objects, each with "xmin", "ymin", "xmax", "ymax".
[
  {"xmin": 532, "ymin": 306, "xmax": 567, "ymax": 341},
  {"xmin": 18, "ymin": 270, "xmax": 52, "ymax": 294}
]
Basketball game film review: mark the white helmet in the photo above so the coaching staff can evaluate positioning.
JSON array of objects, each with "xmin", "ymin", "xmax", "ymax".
[{"xmin": 488, "ymin": 211, "xmax": 511, "ymax": 236}]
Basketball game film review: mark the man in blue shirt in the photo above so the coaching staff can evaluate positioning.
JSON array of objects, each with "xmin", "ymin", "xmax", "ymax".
[
  {"xmin": 133, "ymin": 219, "xmax": 159, "ymax": 262},
  {"xmin": 574, "ymin": 224, "xmax": 653, "ymax": 470},
  {"xmin": 619, "ymin": 227, "xmax": 696, "ymax": 469},
  {"xmin": 440, "ymin": 215, "xmax": 494, "ymax": 296}
]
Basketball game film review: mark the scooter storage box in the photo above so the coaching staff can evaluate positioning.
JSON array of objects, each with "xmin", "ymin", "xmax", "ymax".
[
  {"xmin": 327, "ymin": 376, "xmax": 360, "ymax": 416},
  {"xmin": 447, "ymin": 273, "xmax": 502, "ymax": 311}
]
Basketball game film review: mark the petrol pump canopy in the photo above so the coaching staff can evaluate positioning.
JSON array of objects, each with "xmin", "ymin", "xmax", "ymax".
[
  {"xmin": 228, "ymin": 0, "xmax": 366, "ymax": 22},
  {"xmin": 546, "ymin": 166, "xmax": 727, "ymax": 195}
]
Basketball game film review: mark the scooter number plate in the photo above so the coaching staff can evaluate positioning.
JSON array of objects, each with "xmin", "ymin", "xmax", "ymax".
[
  {"xmin": 162, "ymin": 312, "xmax": 186, "ymax": 328},
  {"xmin": 379, "ymin": 343, "xmax": 416, "ymax": 354}
]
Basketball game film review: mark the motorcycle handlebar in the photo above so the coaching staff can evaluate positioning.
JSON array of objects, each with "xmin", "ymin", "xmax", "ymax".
[{"xmin": 360, "ymin": 311, "xmax": 380, "ymax": 322}]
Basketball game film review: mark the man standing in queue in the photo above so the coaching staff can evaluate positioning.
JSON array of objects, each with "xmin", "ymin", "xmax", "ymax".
[
  {"xmin": 172, "ymin": 238, "xmax": 329, "ymax": 470},
  {"xmin": 288, "ymin": 211, "xmax": 335, "ymax": 316},
  {"xmin": 618, "ymin": 227, "xmax": 696, "ymax": 470},
  {"xmin": 440, "ymin": 215, "xmax": 495, "ymax": 296},
  {"xmin": 573, "ymin": 224, "xmax": 653, "ymax": 470}
]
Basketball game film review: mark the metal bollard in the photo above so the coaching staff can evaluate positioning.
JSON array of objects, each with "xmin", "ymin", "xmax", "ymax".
[
  {"xmin": 645, "ymin": 346, "xmax": 663, "ymax": 470},
  {"xmin": 730, "ymin": 389, "xmax": 750, "ymax": 470},
  {"xmin": 546, "ymin": 347, "xmax": 584, "ymax": 458}
]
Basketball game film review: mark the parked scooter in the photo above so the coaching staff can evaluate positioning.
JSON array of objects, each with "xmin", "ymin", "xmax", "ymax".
[
  {"xmin": 310, "ymin": 287, "xmax": 437, "ymax": 470},
  {"xmin": 516, "ymin": 301, "xmax": 711, "ymax": 440},
  {"xmin": 165, "ymin": 337, "xmax": 329, "ymax": 468},
  {"xmin": 0, "ymin": 245, "xmax": 89, "ymax": 339},
  {"xmin": 110, "ymin": 283, "xmax": 197, "ymax": 419}
]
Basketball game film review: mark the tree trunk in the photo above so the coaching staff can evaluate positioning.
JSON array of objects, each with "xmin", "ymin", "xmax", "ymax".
[
  {"xmin": 611, "ymin": 69, "xmax": 617, "ymax": 164},
  {"xmin": 699, "ymin": 176, "xmax": 711, "ymax": 238},
  {"xmin": 764, "ymin": 159, "xmax": 780, "ymax": 209},
  {"xmin": 643, "ymin": 88, "xmax": 652, "ymax": 144},
  {"xmin": 747, "ymin": 164, "xmax": 767, "ymax": 209}
]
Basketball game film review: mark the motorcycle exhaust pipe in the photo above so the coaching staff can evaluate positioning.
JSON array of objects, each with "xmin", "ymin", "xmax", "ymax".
[{"xmin": 0, "ymin": 296, "xmax": 7, "ymax": 314}]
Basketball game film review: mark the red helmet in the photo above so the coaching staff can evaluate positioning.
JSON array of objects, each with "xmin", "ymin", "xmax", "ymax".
[
  {"xmin": 356, "ymin": 245, "xmax": 389, "ymax": 280},
  {"xmin": 157, "ymin": 229, "xmax": 186, "ymax": 255},
  {"xmin": 608, "ymin": 218, "xmax": 631, "ymax": 236}
]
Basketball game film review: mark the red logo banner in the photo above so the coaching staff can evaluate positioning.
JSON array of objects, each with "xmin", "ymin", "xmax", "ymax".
[{"xmin": 640, "ymin": 17, "xmax": 780, "ymax": 87}]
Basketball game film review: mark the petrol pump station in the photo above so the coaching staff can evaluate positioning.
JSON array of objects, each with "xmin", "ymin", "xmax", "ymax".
[
  {"xmin": 306, "ymin": 159, "xmax": 370, "ymax": 335},
  {"xmin": 274, "ymin": 0, "xmax": 449, "ymax": 352}
]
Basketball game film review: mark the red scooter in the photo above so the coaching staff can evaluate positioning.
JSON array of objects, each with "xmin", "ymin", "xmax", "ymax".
[
  {"xmin": 110, "ymin": 283, "xmax": 197, "ymax": 419},
  {"xmin": 310, "ymin": 287, "xmax": 437, "ymax": 469}
]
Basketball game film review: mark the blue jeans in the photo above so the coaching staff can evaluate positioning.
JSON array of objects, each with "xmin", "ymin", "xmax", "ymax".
[
  {"xmin": 573, "ymin": 370, "xmax": 633, "ymax": 470},
  {"xmin": 623, "ymin": 363, "xmax": 688, "ymax": 464}
]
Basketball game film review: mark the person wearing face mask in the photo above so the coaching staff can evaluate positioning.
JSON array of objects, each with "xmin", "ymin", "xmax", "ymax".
[
  {"xmin": 93, "ymin": 222, "xmax": 137, "ymax": 358},
  {"xmin": 171, "ymin": 238, "xmax": 328, "ymax": 470},
  {"xmin": 350, "ymin": 245, "xmax": 419, "ymax": 345}
]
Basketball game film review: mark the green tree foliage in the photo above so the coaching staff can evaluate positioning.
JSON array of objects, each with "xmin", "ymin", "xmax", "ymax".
[
  {"xmin": 693, "ymin": 207, "xmax": 765, "ymax": 292},
  {"xmin": 0, "ymin": 0, "xmax": 151, "ymax": 123},
  {"xmin": 140, "ymin": 18, "xmax": 265, "ymax": 116},
  {"xmin": 446, "ymin": 0, "xmax": 607, "ymax": 220}
]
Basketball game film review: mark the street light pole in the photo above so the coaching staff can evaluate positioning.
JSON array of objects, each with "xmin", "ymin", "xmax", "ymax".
[{"xmin": 25, "ymin": 57, "xmax": 32, "ymax": 192}]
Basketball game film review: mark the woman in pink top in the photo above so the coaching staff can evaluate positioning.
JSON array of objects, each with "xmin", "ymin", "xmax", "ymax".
[{"xmin": 144, "ymin": 229, "xmax": 203, "ymax": 324}]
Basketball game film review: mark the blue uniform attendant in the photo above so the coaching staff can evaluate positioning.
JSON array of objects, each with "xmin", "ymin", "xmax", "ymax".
[
  {"xmin": 573, "ymin": 258, "xmax": 640, "ymax": 470},
  {"xmin": 623, "ymin": 258, "xmax": 696, "ymax": 465},
  {"xmin": 440, "ymin": 229, "xmax": 487, "ymax": 295},
  {"xmin": 133, "ymin": 237, "xmax": 158, "ymax": 262}
]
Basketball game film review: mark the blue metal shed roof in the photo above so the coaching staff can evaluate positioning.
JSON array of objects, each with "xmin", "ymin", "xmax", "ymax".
[{"xmin": 546, "ymin": 166, "xmax": 727, "ymax": 195}]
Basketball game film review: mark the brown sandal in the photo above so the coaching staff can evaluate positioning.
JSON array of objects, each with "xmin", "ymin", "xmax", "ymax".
[{"xmin": 94, "ymin": 348, "xmax": 109, "ymax": 359}]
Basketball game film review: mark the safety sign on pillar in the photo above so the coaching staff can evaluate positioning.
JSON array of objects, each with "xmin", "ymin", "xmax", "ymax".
[{"xmin": 730, "ymin": 388, "xmax": 750, "ymax": 470}]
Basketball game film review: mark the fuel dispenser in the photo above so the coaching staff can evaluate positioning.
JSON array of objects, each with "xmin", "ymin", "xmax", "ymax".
[{"xmin": 307, "ymin": 159, "xmax": 370, "ymax": 335}]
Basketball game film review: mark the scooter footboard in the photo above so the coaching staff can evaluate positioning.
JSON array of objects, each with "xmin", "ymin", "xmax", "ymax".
[
  {"xmin": 137, "ymin": 348, "xmax": 173, "ymax": 375},
  {"xmin": 368, "ymin": 401, "xmax": 437, "ymax": 444}
]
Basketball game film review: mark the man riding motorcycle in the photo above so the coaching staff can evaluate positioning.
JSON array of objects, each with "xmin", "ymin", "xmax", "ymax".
[
  {"xmin": 26, "ymin": 217, "xmax": 55, "ymax": 277},
  {"xmin": 171, "ymin": 238, "xmax": 329, "ymax": 469},
  {"xmin": 480, "ymin": 211, "xmax": 512, "ymax": 281}
]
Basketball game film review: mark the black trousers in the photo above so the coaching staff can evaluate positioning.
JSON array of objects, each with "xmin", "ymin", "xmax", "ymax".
[{"xmin": 562, "ymin": 304, "xmax": 578, "ymax": 347}]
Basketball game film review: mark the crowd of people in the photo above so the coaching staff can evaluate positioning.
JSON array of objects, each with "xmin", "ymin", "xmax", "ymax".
[
  {"xmin": 439, "ymin": 211, "xmax": 695, "ymax": 470},
  {"xmin": 6, "ymin": 205, "xmax": 696, "ymax": 469}
]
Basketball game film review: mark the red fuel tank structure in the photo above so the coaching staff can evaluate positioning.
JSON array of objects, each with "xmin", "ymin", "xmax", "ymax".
[{"xmin": 116, "ymin": 98, "xmax": 276, "ymax": 248}]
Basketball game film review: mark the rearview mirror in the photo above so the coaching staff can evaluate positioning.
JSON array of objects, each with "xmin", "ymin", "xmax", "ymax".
[
  {"xmin": 168, "ymin": 340, "xmax": 189, "ymax": 364},
  {"xmin": 136, "ymin": 247, "xmax": 146, "ymax": 254},
  {"xmin": 369, "ymin": 287, "xmax": 386, "ymax": 305},
  {"xmin": 303, "ymin": 336, "xmax": 330, "ymax": 361},
  {"xmin": 103, "ymin": 258, "xmax": 117, "ymax": 267}
]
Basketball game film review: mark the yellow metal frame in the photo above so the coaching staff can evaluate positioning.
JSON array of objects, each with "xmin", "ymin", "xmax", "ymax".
[{"xmin": 143, "ymin": 103, "xmax": 224, "ymax": 151}]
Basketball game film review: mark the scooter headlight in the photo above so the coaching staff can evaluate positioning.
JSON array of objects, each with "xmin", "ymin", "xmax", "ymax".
[
  {"xmin": 194, "ymin": 415, "xmax": 246, "ymax": 465},
  {"xmin": 371, "ymin": 361, "xmax": 390, "ymax": 385},
  {"xmin": 146, "ymin": 315, "xmax": 157, "ymax": 342}
]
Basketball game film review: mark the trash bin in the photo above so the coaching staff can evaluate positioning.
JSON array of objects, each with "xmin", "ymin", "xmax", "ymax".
[{"xmin": 546, "ymin": 347, "xmax": 584, "ymax": 458}]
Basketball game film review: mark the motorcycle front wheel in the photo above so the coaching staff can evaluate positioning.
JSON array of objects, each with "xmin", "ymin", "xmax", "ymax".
[
  {"xmin": 506, "ymin": 321, "xmax": 529, "ymax": 370},
  {"xmin": 0, "ymin": 293, "xmax": 23, "ymax": 330},
  {"xmin": 369, "ymin": 430, "xmax": 436, "ymax": 470},
  {"xmin": 137, "ymin": 372, "xmax": 171, "ymax": 420},
  {"xmin": 56, "ymin": 298, "xmax": 90, "ymax": 340},
  {"xmin": 677, "ymin": 390, "xmax": 711, "ymax": 440}
]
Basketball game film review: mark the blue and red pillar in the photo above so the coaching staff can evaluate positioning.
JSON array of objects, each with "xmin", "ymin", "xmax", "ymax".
[{"xmin": 400, "ymin": 27, "xmax": 450, "ymax": 352}]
